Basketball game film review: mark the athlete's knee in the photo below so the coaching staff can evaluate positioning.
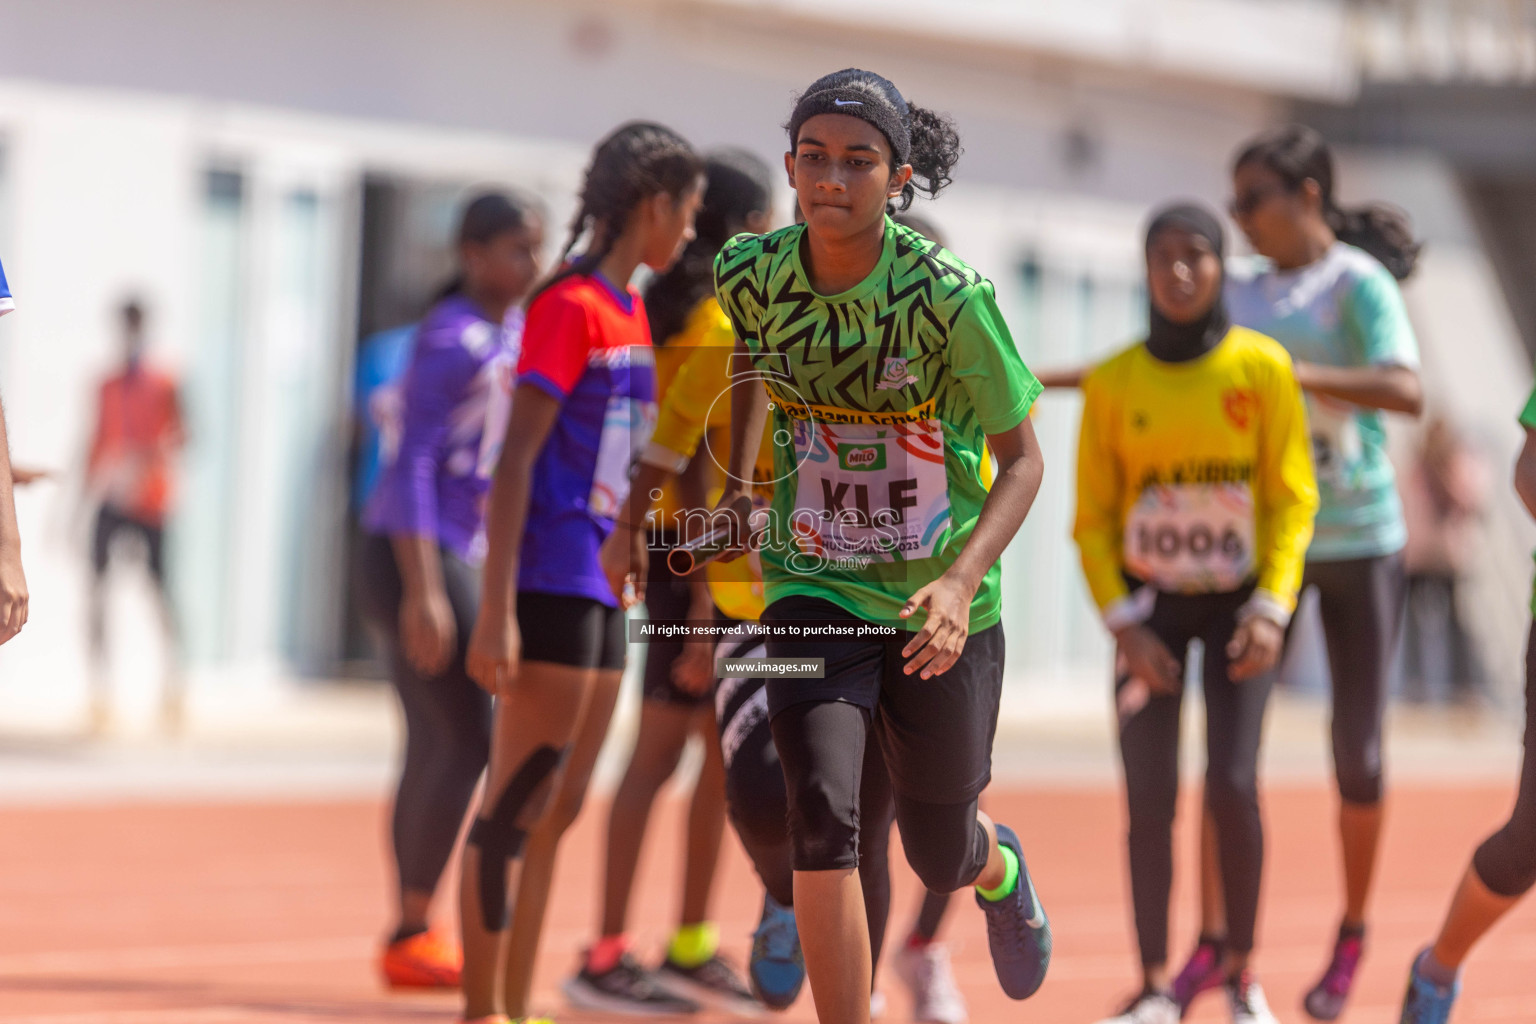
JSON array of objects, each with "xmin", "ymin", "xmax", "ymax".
[
  {"xmin": 1204, "ymin": 766, "xmax": 1259, "ymax": 827},
  {"xmin": 786, "ymin": 776, "xmax": 859, "ymax": 872},
  {"xmin": 467, "ymin": 745, "xmax": 565, "ymax": 931},
  {"xmin": 1474, "ymin": 815, "xmax": 1536, "ymax": 898},
  {"xmin": 898, "ymin": 806, "xmax": 988, "ymax": 894},
  {"xmin": 1333, "ymin": 719, "xmax": 1385, "ymax": 805},
  {"xmin": 1334, "ymin": 757, "xmax": 1383, "ymax": 805}
]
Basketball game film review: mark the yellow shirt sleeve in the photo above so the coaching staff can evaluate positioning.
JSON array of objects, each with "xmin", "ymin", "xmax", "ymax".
[
  {"xmin": 650, "ymin": 301, "xmax": 734, "ymax": 459},
  {"xmin": 1072, "ymin": 365, "xmax": 1131, "ymax": 613},
  {"xmin": 1252, "ymin": 353, "xmax": 1318, "ymax": 611}
]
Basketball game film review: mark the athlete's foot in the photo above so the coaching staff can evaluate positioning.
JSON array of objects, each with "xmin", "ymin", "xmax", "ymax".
[
  {"xmin": 974, "ymin": 822, "xmax": 1051, "ymax": 999},
  {"xmin": 1399, "ymin": 948, "xmax": 1460, "ymax": 1024},
  {"xmin": 1226, "ymin": 972, "xmax": 1278, "ymax": 1024},
  {"xmin": 563, "ymin": 952, "xmax": 701, "ymax": 1016},
  {"xmin": 1171, "ymin": 936, "xmax": 1225, "ymax": 1015},
  {"xmin": 895, "ymin": 940, "xmax": 969, "ymax": 1023},
  {"xmin": 748, "ymin": 893, "xmax": 804, "ymax": 1010},
  {"xmin": 1303, "ymin": 926, "xmax": 1365, "ymax": 1020},
  {"xmin": 1093, "ymin": 989, "xmax": 1179, "ymax": 1024},
  {"xmin": 655, "ymin": 953, "xmax": 759, "ymax": 1016},
  {"xmin": 379, "ymin": 927, "xmax": 461, "ymax": 988}
]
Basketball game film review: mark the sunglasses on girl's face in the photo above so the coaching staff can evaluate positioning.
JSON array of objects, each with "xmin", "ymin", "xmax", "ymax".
[{"xmin": 1228, "ymin": 182, "xmax": 1292, "ymax": 219}]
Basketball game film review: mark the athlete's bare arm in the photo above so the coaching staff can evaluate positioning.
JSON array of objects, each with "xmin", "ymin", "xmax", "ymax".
[
  {"xmin": 1292, "ymin": 361, "xmax": 1423, "ymax": 416},
  {"xmin": 0, "ymin": 399, "xmax": 27, "ymax": 644}
]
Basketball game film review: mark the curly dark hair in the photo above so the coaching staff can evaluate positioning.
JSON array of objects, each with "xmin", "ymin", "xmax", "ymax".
[{"xmin": 527, "ymin": 121, "xmax": 703, "ymax": 306}]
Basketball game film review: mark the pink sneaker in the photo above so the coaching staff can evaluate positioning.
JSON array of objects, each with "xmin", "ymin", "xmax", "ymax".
[
  {"xmin": 1170, "ymin": 938, "xmax": 1225, "ymax": 1016},
  {"xmin": 1302, "ymin": 930, "xmax": 1364, "ymax": 1021}
]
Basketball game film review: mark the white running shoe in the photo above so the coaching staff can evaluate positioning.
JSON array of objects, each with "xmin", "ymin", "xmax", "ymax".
[
  {"xmin": 870, "ymin": 989, "xmax": 887, "ymax": 1019},
  {"xmin": 894, "ymin": 943, "xmax": 969, "ymax": 1024},
  {"xmin": 1226, "ymin": 972, "xmax": 1278, "ymax": 1024},
  {"xmin": 1094, "ymin": 990, "xmax": 1179, "ymax": 1024}
]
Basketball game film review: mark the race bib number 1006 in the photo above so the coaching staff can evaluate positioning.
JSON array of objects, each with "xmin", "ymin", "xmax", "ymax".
[{"xmin": 1123, "ymin": 483, "xmax": 1255, "ymax": 593}]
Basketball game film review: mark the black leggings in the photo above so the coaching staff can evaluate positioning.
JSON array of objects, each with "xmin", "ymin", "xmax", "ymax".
[
  {"xmin": 716, "ymin": 635, "xmax": 895, "ymax": 970},
  {"xmin": 1118, "ymin": 584, "xmax": 1274, "ymax": 966},
  {"xmin": 356, "ymin": 533, "xmax": 492, "ymax": 896},
  {"xmin": 1472, "ymin": 620, "xmax": 1536, "ymax": 898},
  {"xmin": 772, "ymin": 700, "xmax": 992, "ymax": 896},
  {"xmin": 1294, "ymin": 552, "xmax": 1406, "ymax": 806}
]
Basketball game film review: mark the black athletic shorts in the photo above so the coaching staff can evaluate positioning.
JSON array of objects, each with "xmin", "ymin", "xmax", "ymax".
[
  {"xmin": 517, "ymin": 591, "xmax": 627, "ymax": 671},
  {"xmin": 761, "ymin": 595, "xmax": 1004, "ymax": 805},
  {"xmin": 92, "ymin": 504, "xmax": 166, "ymax": 583},
  {"xmin": 640, "ymin": 535, "xmax": 711, "ymax": 707}
]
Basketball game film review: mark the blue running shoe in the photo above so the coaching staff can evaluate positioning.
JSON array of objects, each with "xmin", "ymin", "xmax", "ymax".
[
  {"xmin": 749, "ymin": 893, "xmax": 804, "ymax": 1010},
  {"xmin": 1399, "ymin": 949, "xmax": 1459, "ymax": 1024},
  {"xmin": 974, "ymin": 822, "xmax": 1051, "ymax": 999}
]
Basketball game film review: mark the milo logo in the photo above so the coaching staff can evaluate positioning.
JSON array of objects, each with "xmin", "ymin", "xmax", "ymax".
[{"xmin": 838, "ymin": 443, "xmax": 887, "ymax": 471}]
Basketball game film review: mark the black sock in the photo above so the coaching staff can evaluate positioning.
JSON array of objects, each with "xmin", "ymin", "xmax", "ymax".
[
  {"xmin": 1338, "ymin": 921, "xmax": 1366, "ymax": 942},
  {"xmin": 391, "ymin": 922, "xmax": 429, "ymax": 944},
  {"xmin": 1197, "ymin": 931, "xmax": 1227, "ymax": 951}
]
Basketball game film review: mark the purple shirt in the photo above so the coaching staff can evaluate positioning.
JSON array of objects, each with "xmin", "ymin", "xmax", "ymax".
[
  {"xmin": 515, "ymin": 273, "xmax": 656, "ymax": 605},
  {"xmin": 364, "ymin": 295, "xmax": 519, "ymax": 560}
]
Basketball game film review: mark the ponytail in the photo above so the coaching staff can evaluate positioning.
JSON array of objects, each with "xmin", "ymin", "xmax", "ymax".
[
  {"xmin": 1234, "ymin": 124, "xmax": 1420, "ymax": 280},
  {"xmin": 903, "ymin": 105, "xmax": 961, "ymax": 209},
  {"xmin": 527, "ymin": 121, "xmax": 703, "ymax": 309}
]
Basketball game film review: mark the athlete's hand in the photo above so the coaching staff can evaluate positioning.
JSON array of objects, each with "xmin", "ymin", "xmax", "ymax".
[
  {"xmin": 710, "ymin": 490, "xmax": 753, "ymax": 563},
  {"xmin": 600, "ymin": 523, "xmax": 647, "ymax": 609},
  {"xmin": 1114, "ymin": 625, "xmax": 1182, "ymax": 696},
  {"xmin": 899, "ymin": 573, "xmax": 975, "ymax": 679},
  {"xmin": 466, "ymin": 605, "xmax": 521, "ymax": 695},
  {"xmin": 0, "ymin": 542, "xmax": 28, "ymax": 646},
  {"xmin": 672, "ymin": 639, "xmax": 715, "ymax": 696},
  {"xmin": 400, "ymin": 585, "xmax": 455, "ymax": 677},
  {"xmin": 1227, "ymin": 616, "xmax": 1283, "ymax": 682}
]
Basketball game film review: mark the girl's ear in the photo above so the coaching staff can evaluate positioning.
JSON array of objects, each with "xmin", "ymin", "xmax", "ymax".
[
  {"xmin": 1299, "ymin": 178, "xmax": 1324, "ymax": 213},
  {"xmin": 887, "ymin": 163, "xmax": 914, "ymax": 199},
  {"xmin": 783, "ymin": 151, "xmax": 797, "ymax": 188}
]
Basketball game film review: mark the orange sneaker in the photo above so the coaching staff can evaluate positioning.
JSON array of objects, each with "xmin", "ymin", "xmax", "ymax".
[{"xmin": 380, "ymin": 928, "xmax": 462, "ymax": 989}]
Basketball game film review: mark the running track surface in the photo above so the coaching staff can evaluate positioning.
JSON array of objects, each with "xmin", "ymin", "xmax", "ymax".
[{"xmin": 3, "ymin": 784, "xmax": 1534, "ymax": 1023}]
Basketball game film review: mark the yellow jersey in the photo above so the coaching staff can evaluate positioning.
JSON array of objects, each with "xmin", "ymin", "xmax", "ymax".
[
  {"xmin": 650, "ymin": 297, "xmax": 778, "ymax": 621},
  {"xmin": 651, "ymin": 299, "xmax": 730, "ymax": 520},
  {"xmin": 1073, "ymin": 326, "xmax": 1317, "ymax": 622}
]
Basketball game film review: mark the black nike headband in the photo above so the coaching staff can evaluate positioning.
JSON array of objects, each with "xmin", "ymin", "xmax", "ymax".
[{"xmin": 788, "ymin": 69, "xmax": 912, "ymax": 166}]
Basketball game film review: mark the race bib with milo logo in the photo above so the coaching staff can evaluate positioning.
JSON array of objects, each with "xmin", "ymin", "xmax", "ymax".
[
  {"xmin": 790, "ymin": 413, "xmax": 950, "ymax": 565},
  {"xmin": 1123, "ymin": 482, "xmax": 1255, "ymax": 593}
]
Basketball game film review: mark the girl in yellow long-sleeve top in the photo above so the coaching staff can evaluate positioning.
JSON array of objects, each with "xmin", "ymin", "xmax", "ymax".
[{"xmin": 1074, "ymin": 204, "xmax": 1316, "ymax": 1024}]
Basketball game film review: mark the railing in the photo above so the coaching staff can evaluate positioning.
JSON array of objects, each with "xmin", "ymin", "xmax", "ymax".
[{"xmin": 1350, "ymin": 0, "xmax": 1536, "ymax": 83}]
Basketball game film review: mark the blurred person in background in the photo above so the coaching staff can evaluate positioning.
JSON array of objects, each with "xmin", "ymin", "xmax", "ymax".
[
  {"xmin": 1074, "ymin": 203, "xmax": 1315, "ymax": 1024},
  {"xmin": 356, "ymin": 191, "xmax": 543, "ymax": 990},
  {"xmin": 1400, "ymin": 415, "xmax": 1490, "ymax": 705},
  {"xmin": 352, "ymin": 322, "xmax": 414, "ymax": 514},
  {"xmin": 1174, "ymin": 124, "xmax": 1424, "ymax": 1023},
  {"xmin": 1398, "ymin": 387, "xmax": 1536, "ymax": 1022},
  {"xmin": 83, "ymin": 298, "xmax": 186, "ymax": 734},
  {"xmin": 0, "ymin": 254, "xmax": 27, "ymax": 645},
  {"xmin": 564, "ymin": 148, "xmax": 768, "ymax": 1017},
  {"xmin": 461, "ymin": 122, "xmax": 703, "ymax": 1024}
]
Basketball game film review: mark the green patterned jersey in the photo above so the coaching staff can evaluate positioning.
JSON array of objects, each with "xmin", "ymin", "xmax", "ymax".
[{"xmin": 713, "ymin": 216, "xmax": 1041, "ymax": 629}]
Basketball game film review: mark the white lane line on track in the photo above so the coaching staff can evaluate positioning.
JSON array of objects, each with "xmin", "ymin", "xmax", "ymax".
[{"xmin": 0, "ymin": 936, "xmax": 363, "ymax": 975}]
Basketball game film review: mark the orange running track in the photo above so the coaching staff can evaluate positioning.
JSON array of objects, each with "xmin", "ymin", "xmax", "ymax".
[{"xmin": 1, "ymin": 783, "xmax": 1533, "ymax": 1023}]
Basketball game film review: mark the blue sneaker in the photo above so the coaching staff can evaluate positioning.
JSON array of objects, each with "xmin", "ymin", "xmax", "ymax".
[
  {"xmin": 749, "ymin": 893, "xmax": 804, "ymax": 1010},
  {"xmin": 974, "ymin": 822, "xmax": 1051, "ymax": 999},
  {"xmin": 1399, "ymin": 949, "xmax": 1459, "ymax": 1024}
]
